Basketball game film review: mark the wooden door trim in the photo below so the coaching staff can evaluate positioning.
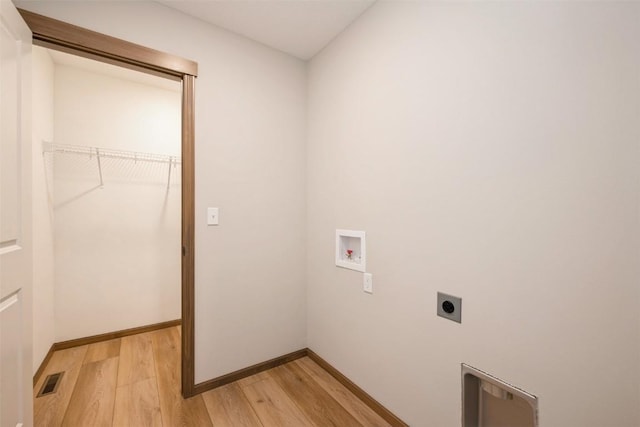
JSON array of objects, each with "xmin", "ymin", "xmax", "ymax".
[
  {"xmin": 18, "ymin": 9, "xmax": 198, "ymax": 398},
  {"xmin": 181, "ymin": 74, "xmax": 196, "ymax": 397},
  {"xmin": 18, "ymin": 9, "xmax": 197, "ymax": 77}
]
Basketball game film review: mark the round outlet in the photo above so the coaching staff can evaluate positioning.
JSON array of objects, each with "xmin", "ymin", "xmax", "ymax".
[{"xmin": 442, "ymin": 300, "xmax": 455, "ymax": 314}]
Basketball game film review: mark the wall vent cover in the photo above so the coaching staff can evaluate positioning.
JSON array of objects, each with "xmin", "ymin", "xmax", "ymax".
[
  {"xmin": 462, "ymin": 364, "xmax": 538, "ymax": 427},
  {"xmin": 37, "ymin": 372, "xmax": 64, "ymax": 398}
]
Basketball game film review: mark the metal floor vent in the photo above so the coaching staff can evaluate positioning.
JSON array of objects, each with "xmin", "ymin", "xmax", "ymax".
[{"xmin": 37, "ymin": 372, "xmax": 64, "ymax": 398}]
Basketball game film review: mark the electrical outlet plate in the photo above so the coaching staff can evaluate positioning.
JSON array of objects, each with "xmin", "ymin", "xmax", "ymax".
[
  {"xmin": 363, "ymin": 273, "xmax": 373, "ymax": 294},
  {"xmin": 437, "ymin": 292, "xmax": 462, "ymax": 323}
]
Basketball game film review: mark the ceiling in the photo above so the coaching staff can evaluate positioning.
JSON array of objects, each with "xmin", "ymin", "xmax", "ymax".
[{"xmin": 157, "ymin": 0, "xmax": 375, "ymax": 60}]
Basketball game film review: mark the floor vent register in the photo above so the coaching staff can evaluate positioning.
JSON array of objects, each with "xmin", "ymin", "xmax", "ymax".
[{"xmin": 37, "ymin": 372, "xmax": 64, "ymax": 398}]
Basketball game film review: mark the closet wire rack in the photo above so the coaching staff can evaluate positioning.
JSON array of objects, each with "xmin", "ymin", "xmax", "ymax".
[{"xmin": 43, "ymin": 141, "xmax": 181, "ymax": 189}]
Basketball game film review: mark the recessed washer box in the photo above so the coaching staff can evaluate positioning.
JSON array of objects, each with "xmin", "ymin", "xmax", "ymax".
[
  {"xmin": 335, "ymin": 229, "xmax": 366, "ymax": 272},
  {"xmin": 437, "ymin": 292, "xmax": 462, "ymax": 323}
]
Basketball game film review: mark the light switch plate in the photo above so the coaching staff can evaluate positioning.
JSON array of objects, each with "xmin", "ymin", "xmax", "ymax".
[
  {"xmin": 363, "ymin": 273, "xmax": 373, "ymax": 294},
  {"xmin": 207, "ymin": 207, "xmax": 219, "ymax": 225},
  {"xmin": 437, "ymin": 292, "xmax": 462, "ymax": 323}
]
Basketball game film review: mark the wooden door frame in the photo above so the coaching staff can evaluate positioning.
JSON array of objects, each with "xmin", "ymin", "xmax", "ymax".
[{"xmin": 18, "ymin": 9, "xmax": 199, "ymax": 398}]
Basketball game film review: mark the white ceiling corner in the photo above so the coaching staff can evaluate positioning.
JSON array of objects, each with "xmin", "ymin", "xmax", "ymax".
[{"xmin": 157, "ymin": 0, "xmax": 375, "ymax": 60}]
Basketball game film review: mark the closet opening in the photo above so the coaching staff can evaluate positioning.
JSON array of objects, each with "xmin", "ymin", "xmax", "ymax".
[{"xmin": 21, "ymin": 9, "xmax": 198, "ymax": 398}]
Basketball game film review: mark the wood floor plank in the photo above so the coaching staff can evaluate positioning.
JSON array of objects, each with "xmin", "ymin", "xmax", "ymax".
[
  {"xmin": 34, "ymin": 327, "xmax": 394, "ymax": 427},
  {"xmin": 236, "ymin": 370, "xmax": 271, "ymax": 389},
  {"xmin": 113, "ymin": 378, "xmax": 163, "ymax": 427},
  {"xmin": 61, "ymin": 357, "xmax": 119, "ymax": 427},
  {"xmin": 296, "ymin": 357, "xmax": 391, "ymax": 427},
  {"xmin": 34, "ymin": 345, "xmax": 88, "ymax": 427},
  {"xmin": 271, "ymin": 362, "xmax": 362, "ymax": 427},
  {"xmin": 83, "ymin": 338, "xmax": 121, "ymax": 364},
  {"xmin": 150, "ymin": 327, "xmax": 212, "ymax": 427},
  {"xmin": 202, "ymin": 382, "xmax": 262, "ymax": 427},
  {"xmin": 242, "ymin": 377, "xmax": 315, "ymax": 427},
  {"xmin": 117, "ymin": 332, "xmax": 155, "ymax": 386}
]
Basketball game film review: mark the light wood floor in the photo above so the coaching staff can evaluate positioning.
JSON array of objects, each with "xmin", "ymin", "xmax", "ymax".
[{"xmin": 34, "ymin": 326, "xmax": 390, "ymax": 426}]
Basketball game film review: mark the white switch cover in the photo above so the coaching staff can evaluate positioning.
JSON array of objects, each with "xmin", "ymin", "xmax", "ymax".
[
  {"xmin": 207, "ymin": 207, "xmax": 219, "ymax": 225},
  {"xmin": 363, "ymin": 273, "xmax": 373, "ymax": 294}
]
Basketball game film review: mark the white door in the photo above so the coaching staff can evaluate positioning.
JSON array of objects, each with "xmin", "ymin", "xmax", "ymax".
[{"xmin": 0, "ymin": 1, "xmax": 32, "ymax": 426}]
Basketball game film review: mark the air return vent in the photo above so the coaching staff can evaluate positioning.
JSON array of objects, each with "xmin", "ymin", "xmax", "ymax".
[{"xmin": 37, "ymin": 372, "xmax": 64, "ymax": 397}]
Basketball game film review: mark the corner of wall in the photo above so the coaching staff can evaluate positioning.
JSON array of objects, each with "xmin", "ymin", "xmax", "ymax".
[{"xmin": 31, "ymin": 45, "xmax": 56, "ymax": 373}]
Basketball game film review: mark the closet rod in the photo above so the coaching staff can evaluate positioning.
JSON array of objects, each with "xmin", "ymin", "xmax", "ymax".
[{"xmin": 43, "ymin": 141, "xmax": 182, "ymax": 165}]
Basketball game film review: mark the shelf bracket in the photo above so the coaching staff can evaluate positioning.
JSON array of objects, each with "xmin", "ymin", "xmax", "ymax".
[
  {"xmin": 167, "ymin": 156, "xmax": 173, "ymax": 190},
  {"xmin": 95, "ymin": 148, "xmax": 104, "ymax": 187}
]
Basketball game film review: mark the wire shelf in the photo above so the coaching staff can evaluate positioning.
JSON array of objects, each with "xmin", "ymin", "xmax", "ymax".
[
  {"xmin": 43, "ymin": 141, "xmax": 181, "ymax": 189},
  {"xmin": 43, "ymin": 142, "xmax": 181, "ymax": 165}
]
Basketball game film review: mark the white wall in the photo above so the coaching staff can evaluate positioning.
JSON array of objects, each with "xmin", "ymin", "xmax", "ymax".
[
  {"xmin": 31, "ymin": 45, "xmax": 55, "ymax": 372},
  {"xmin": 17, "ymin": 0, "xmax": 308, "ymax": 382},
  {"xmin": 52, "ymin": 64, "xmax": 182, "ymax": 341},
  {"xmin": 24, "ymin": 3, "xmax": 640, "ymax": 426},
  {"xmin": 307, "ymin": 2, "xmax": 640, "ymax": 426}
]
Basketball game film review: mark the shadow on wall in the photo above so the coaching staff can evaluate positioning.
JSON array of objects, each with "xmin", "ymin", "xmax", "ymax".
[{"xmin": 46, "ymin": 149, "xmax": 181, "ymax": 211}]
